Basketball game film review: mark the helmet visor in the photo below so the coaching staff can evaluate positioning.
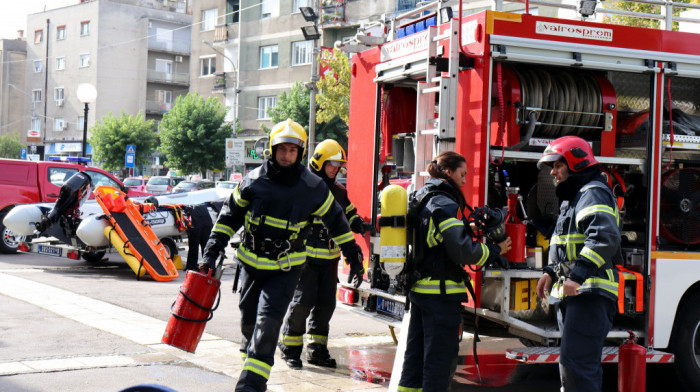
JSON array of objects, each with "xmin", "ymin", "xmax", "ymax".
[
  {"xmin": 536, "ymin": 154, "xmax": 562, "ymax": 170},
  {"xmin": 327, "ymin": 160, "xmax": 345, "ymax": 167}
]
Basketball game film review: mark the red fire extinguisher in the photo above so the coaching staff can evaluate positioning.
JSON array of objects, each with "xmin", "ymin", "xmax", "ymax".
[
  {"xmin": 504, "ymin": 187, "xmax": 527, "ymax": 266},
  {"xmin": 619, "ymin": 330, "xmax": 646, "ymax": 392},
  {"xmin": 161, "ymin": 252, "xmax": 224, "ymax": 353}
]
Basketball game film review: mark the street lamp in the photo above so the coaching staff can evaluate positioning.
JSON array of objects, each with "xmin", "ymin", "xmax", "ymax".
[
  {"xmin": 204, "ymin": 41, "xmax": 240, "ymax": 123},
  {"xmin": 76, "ymin": 83, "xmax": 97, "ymax": 158},
  {"xmin": 299, "ymin": 4, "xmax": 321, "ymax": 165}
]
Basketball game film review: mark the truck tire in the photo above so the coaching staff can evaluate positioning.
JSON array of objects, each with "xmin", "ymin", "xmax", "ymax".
[
  {"xmin": 0, "ymin": 212, "xmax": 25, "ymax": 254},
  {"xmin": 82, "ymin": 250, "xmax": 107, "ymax": 263},
  {"xmin": 161, "ymin": 237, "xmax": 178, "ymax": 259},
  {"xmin": 671, "ymin": 291, "xmax": 700, "ymax": 389}
]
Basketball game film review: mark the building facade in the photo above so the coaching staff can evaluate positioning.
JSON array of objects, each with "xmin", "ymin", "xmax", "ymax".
[
  {"xmin": 24, "ymin": 0, "xmax": 191, "ymax": 164},
  {"xmin": 0, "ymin": 39, "xmax": 28, "ymax": 150}
]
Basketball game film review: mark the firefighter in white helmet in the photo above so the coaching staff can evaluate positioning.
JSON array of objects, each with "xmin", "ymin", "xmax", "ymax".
[
  {"xmin": 536, "ymin": 135, "xmax": 620, "ymax": 392},
  {"xmin": 200, "ymin": 120, "xmax": 365, "ymax": 392},
  {"xmin": 278, "ymin": 139, "xmax": 368, "ymax": 369}
]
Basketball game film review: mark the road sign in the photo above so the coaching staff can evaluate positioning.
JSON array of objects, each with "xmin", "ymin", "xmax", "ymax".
[
  {"xmin": 21, "ymin": 148, "xmax": 27, "ymax": 160},
  {"xmin": 226, "ymin": 138, "xmax": 245, "ymax": 167},
  {"xmin": 125, "ymin": 144, "xmax": 136, "ymax": 168}
]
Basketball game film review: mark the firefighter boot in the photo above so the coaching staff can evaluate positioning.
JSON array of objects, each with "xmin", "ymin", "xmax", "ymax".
[
  {"xmin": 307, "ymin": 343, "xmax": 337, "ymax": 368},
  {"xmin": 278, "ymin": 342, "xmax": 303, "ymax": 369}
]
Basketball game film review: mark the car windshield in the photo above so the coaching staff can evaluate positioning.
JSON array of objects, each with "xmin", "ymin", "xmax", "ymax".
[
  {"xmin": 148, "ymin": 177, "xmax": 170, "ymax": 185},
  {"xmin": 177, "ymin": 182, "xmax": 196, "ymax": 189},
  {"xmin": 124, "ymin": 178, "xmax": 142, "ymax": 186}
]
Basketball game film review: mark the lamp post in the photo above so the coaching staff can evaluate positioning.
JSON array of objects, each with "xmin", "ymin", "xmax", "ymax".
[
  {"xmin": 204, "ymin": 41, "xmax": 239, "ymax": 124},
  {"xmin": 76, "ymin": 83, "xmax": 97, "ymax": 158},
  {"xmin": 299, "ymin": 4, "xmax": 322, "ymax": 166}
]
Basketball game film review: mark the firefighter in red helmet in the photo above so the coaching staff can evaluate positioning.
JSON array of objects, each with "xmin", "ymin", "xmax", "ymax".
[
  {"xmin": 535, "ymin": 135, "xmax": 621, "ymax": 392},
  {"xmin": 200, "ymin": 120, "xmax": 365, "ymax": 392},
  {"xmin": 278, "ymin": 139, "xmax": 368, "ymax": 369}
]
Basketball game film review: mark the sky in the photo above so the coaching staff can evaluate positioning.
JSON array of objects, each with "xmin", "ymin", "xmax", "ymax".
[{"xmin": 0, "ymin": 1, "xmax": 77, "ymax": 40}]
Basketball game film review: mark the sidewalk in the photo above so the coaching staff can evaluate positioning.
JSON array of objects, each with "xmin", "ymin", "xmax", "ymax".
[{"xmin": 0, "ymin": 272, "xmax": 393, "ymax": 392}]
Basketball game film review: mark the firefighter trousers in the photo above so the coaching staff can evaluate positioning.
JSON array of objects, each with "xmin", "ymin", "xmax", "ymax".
[
  {"xmin": 557, "ymin": 294, "xmax": 616, "ymax": 392},
  {"xmin": 279, "ymin": 259, "xmax": 339, "ymax": 359},
  {"xmin": 398, "ymin": 293, "xmax": 462, "ymax": 392},
  {"xmin": 236, "ymin": 265, "xmax": 303, "ymax": 392}
]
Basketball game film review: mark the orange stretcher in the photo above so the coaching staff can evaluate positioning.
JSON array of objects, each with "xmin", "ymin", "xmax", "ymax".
[{"xmin": 95, "ymin": 186, "xmax": 178, "ymax": 281}]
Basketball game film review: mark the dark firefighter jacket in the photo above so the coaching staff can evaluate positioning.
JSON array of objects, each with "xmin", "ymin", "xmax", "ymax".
[
  {"xmin": 412, "ymin": 178, "xmax": 502, "ymax": 301},
  {"xmin": 202, "ymin": 160, "xmax": 358, "ymax": 271},
  {"xmin": 544, "ymin": 179, "xmax": 620, "ymax": 302},
  {"xmin": 306, "ymin": 179, "xmax": 363, "ymax": 264}
]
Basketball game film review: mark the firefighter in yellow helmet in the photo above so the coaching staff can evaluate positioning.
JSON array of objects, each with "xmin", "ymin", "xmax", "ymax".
[
  {"xmin": 200, "ymin": 120, "xmax": 365, "ymax": 392},
  {"xmin": 279, "ymin": 139, "xmax": 369, "ymax": 369}
]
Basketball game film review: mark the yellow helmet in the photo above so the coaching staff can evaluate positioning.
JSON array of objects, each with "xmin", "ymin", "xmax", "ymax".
[
  {"xmin": 310, "ymin": 139, "xmax": 347, "ymax": 172},
  {"xmin": 267, "ymin": 119, "xmax": 307, "ymax": 158}
]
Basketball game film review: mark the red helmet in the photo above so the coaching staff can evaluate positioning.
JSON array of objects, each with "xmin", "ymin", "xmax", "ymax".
[{"xmin": 537, "ymin": 136, "xmax": 599, "ymax": 172}]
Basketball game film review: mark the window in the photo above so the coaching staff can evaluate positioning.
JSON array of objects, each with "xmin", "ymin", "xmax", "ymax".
[
  {"xmin": 293, "ymin": 0, "xmax": 310, "ymax": 12},
  {"xmin": 80, "ymin": 53, "xmax": 90, "ymax": 68},
  {"xmin": 33, "ymin": 60, "xmax": 43, "ymax": 73},
  {"xmin": 32, "ymin": 89, "xmax": 42, "ymax": 103},
  {"xmin": 261, "ymin": 0, "xmax": 279, "ymax": 18},
  {"xmin": 80, "ymin": 21, "xmax": 90, "ymax": 36},
  {"xmin": 259, "ymin": 45, "xmax": 278, "ymax": 69},
  {"xmin": 34, "ymin": 30, "xmax": 43, "ymax": 44},
  {"xmin": 292, "ymin": 41, "xmax": 313, "ymax": 66},
  {"xmin": 54, "ymin": 118, "xmax": 66, "ymax": 131},
  {"xmin": 48, "ymin": 167, "xmax": 79, "ymax": 186},
  {"xmin": 226, "ymin": 0, "xmax": 239, "ymax": 23},
  {"xmin": 87, "ymin": 170, "xmax": 120, "ymax": 188},
  {"xmin": 32, "ymin": 118, "xmax": 41, "ymax": 132},
  {"xmin": 55, "ymin": 87, "xmax": 65, "ymax": 106},
  {"xmin": 78, "ymin": 116, "xmax": 84, "ymax": 131},
  {"xmin": 156, "ymin": 90, "xmax": 172, "ymax": 104},
  {"xmin": 201, "ymin": 8, "xmax": 217, "ymax": 31},
  {"xmin": 257, "ymin": 96, "xmax": 277, "ymax": 119},
  {"xmin": 56, "ymin": 25, "xmax": 66, "ymax": 40},
  {"xmin": 56, "ymin": 56, "xmax": 66, "ymax": 70},
  {"xmin": 200, "ymin": 56, "xmax": 216, "ymax": 76}
]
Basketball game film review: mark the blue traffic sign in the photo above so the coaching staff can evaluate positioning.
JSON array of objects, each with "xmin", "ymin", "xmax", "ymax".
[{"xmin": 20, "ymin": 148, "xmax": 27, "ymax": 160}]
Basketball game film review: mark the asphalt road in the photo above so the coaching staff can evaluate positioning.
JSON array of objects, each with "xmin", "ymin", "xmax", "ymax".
[{"xmin": 0, "ymin": 248, "xmax": 687, "ymax": 391}]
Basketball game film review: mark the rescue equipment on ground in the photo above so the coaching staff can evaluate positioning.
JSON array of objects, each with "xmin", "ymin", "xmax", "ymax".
[
  {"xmin": 162, "ymin": 252, "xmax": 224, "ymax": 353},
  {"xmin": 104, "ymin": 226, "xmax": 146, "ymax": 278},
  {"xmin": 95, "ymin": 186, "xmax": 178, "ymax": 281},
  {"xmin": 618, "ymin": 330, "xmax": 646, "ymax": 392},
  {"xmin": 504, "ymin": 187, "xmax": 527, "ymax": 266}
]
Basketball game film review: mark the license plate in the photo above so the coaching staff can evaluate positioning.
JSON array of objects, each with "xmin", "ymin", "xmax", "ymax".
[
  {"xmin": 37, "ymin": 244, "xmax": 62, "ymax": 257},
  {"xmin": 376, "ymin": 297, "xmax": 404, "ymax": 319}
]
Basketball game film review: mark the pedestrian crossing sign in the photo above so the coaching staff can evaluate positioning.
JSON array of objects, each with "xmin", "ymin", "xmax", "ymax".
[{"xmin": 126, "ymin": 145, "xmax": 136, "ymax": 154}]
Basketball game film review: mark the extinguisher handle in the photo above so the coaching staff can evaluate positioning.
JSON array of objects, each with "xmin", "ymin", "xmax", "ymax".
[{"xmin": 214, "ymin": 251, "xmax": 226, "ymax": 280}]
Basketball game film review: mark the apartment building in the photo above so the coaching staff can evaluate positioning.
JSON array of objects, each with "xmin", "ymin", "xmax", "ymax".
[
  {"xmin": 24, "ymin": 0, "xmax": 191, "ymax": 161},
  {"xmin": 0, "ymin": 39, "xmax": 28, "ymax": 148}
]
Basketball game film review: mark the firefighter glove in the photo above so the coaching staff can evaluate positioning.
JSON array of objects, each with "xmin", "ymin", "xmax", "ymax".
[
  {"xmin": 198, "ymin": 257, "xmax": 217, "ymax": 272},
  {"xmin": 488, "ymin": 255, "xmax": 510, "ymax": 270},
  {"xmin": 346, "ymin": 249, "xmax": 365, "ymax": 288},
  {"xmin": 350, "ymin": 217, "xmax": 365, "ymax": 234}
]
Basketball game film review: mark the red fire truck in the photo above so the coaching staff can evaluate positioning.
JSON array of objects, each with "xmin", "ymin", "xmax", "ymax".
[{"xmin": 338, "ymin": 1, "xmax": 700, "ymax": 388}]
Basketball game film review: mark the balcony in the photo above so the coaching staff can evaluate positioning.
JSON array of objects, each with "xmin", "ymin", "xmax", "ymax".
[
  {"xmin": 213, "ymin": 72, "xmax": 226, "ymax": 92},
  {"xmin": 146, "ymin": 101, "xmax": 173, "ymax": 114},
  {"xmin": 147, "ymin": 69, "xmax": 190, "ymax": 86},
  {"xmin": 148, "ymin": 39, "xmax": 190, "ymax": 54},
  {"xmin": 214, "ymin": 24, "xmax": 228, "ymax": 43}
]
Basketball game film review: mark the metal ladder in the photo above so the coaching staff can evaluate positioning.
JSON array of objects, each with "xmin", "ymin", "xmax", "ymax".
[{"xmin": 412, "ymin": 17, "xmax": 461, "ymax": 190}]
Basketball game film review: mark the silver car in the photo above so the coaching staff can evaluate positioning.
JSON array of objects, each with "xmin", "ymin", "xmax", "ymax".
[{"xmin": 146, "ymin": 176, "xmax": 185, "ymax": 194}]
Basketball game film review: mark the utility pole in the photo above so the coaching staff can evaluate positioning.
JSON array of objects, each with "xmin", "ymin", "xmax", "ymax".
[{"xmin": 307, "ymin": 0, "xmax": 321, "ymax": 165}]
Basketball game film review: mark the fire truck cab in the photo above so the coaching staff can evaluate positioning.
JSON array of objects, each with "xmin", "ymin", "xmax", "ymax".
[{"xmin": 342, "ymin": 1, "xmax": 700, "ymax": 388}]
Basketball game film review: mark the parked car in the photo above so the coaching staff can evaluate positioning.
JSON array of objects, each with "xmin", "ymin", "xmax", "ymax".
[
  {"xmin": 216, "ymin": 180, "xmax": 240, "ymax": 190},
  {"xmin": 123, "ymin": 177, "xmax": 148, "ymax": 193},
  {"xmin": 146, "ymin": 176, "xmax": 185, "ymax": 194},
  {"xmin": 172, "ymin": 179, "xmax": 215, "ymax": 193}
]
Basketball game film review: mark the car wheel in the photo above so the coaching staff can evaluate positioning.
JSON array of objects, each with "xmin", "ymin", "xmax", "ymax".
[
  {"xmin": 0, "ymin": 213, "xmax": 26, "ymax": 254},
  {"xmin": 161, "ymin": 237, "xmax": 178, "ymax": 259},
  {"xmin": 82, "ymin": 249, "xmax": 107, "ymax": 263}
]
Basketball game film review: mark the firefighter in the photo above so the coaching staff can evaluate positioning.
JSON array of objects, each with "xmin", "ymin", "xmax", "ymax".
[
  {"xmin": 398, "ymin": 151, "xmax": 511, "ymax": 392},
  {"xmin": 199, "ymin": 120, "xmax": 365, "ymax": 392},
  {"xmin": 535, "ymin": 135, "xmax": 620, "ymax": 392},
  {"xmin": 278, "ymin": 139, "xmax": 367, "ymax": 369}
]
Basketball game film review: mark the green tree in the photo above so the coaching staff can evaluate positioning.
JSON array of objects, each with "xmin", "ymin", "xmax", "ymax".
[
  {"xmin": 603, "ymin": 0, "xmax": 699, "ymax": 30},
  {"xmin": 316, "ymin": 48, "xmax": 350, "ymax": 124},
  {"xmin": 268, "ymin": 82, "xmax": 310, "ymax": 130},
  {"xmin": 158, "ymin": 93, "xmax": 232, "ymax": 175},
  {"xmin": 88, "ymin": 111, "xmax": 157, "ymax": 170},
  {"xmin": 0, "ymin": 132, "xmax": 24, "ymax": 158}
]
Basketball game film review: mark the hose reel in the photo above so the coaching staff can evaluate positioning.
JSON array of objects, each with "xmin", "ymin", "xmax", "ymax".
[{"xmin": 491, "ymin": 64, "xmax": 618, "ymax": 156}]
